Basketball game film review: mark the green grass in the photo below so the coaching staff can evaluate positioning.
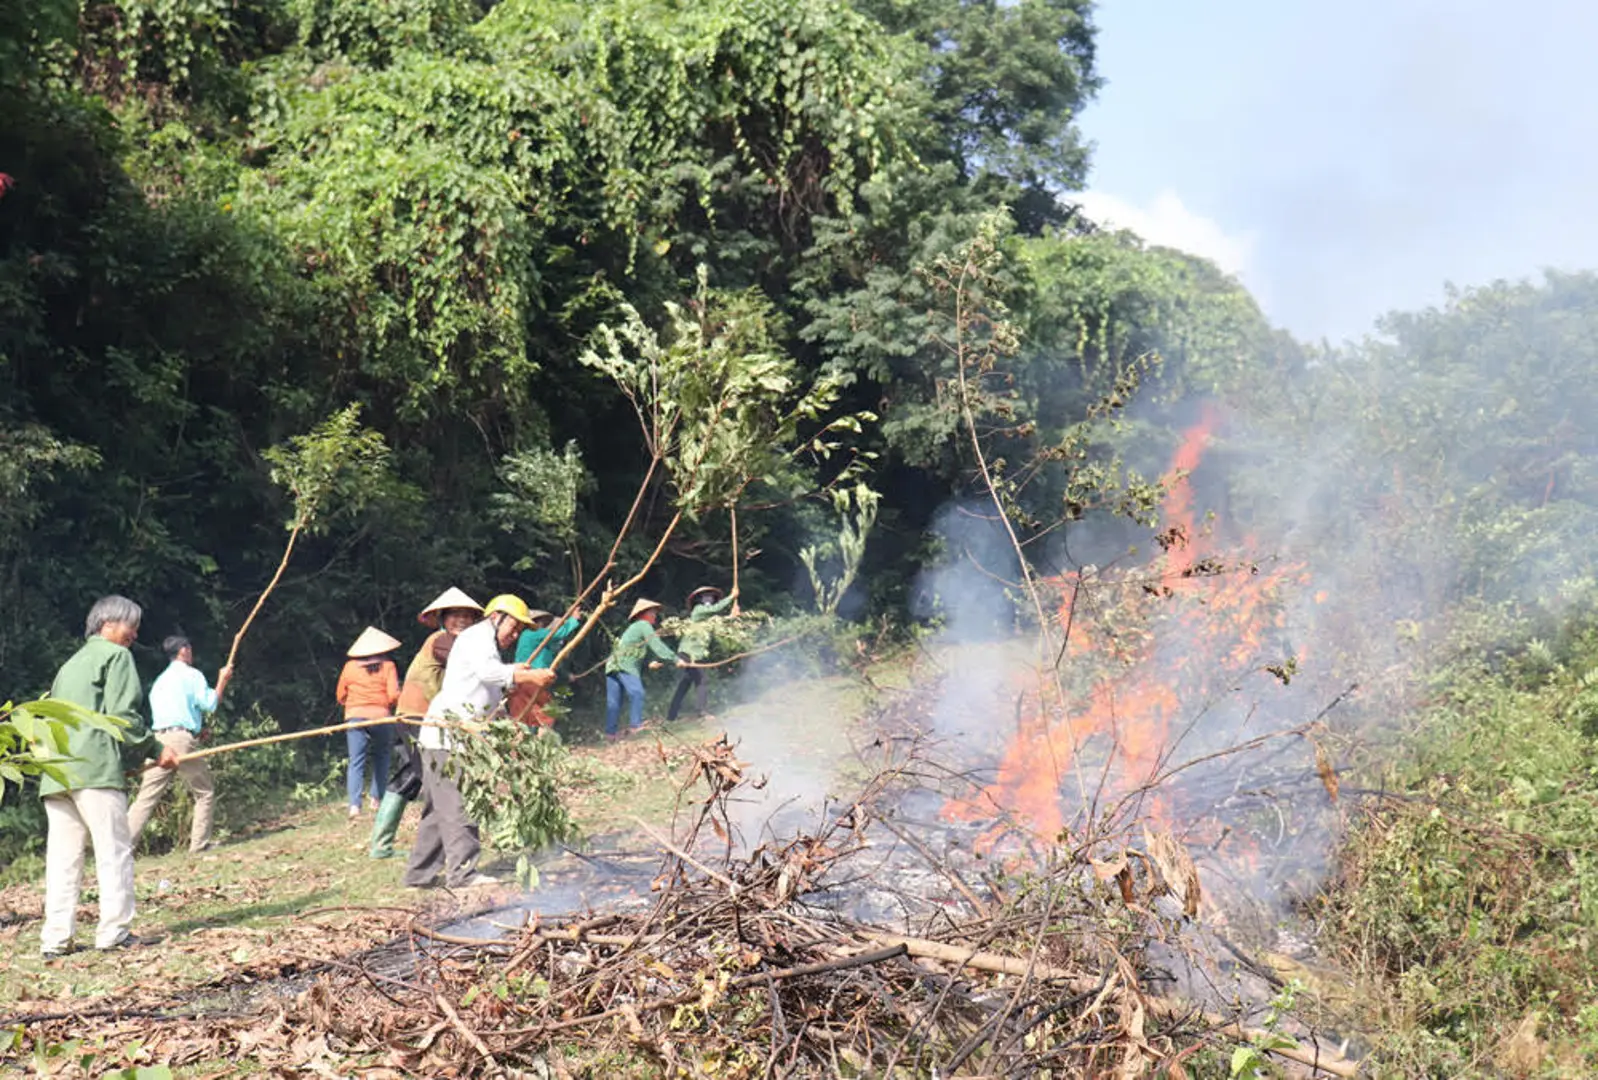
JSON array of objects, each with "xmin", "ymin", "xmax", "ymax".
[{"xmin": 1319, "ymin": 626, "xmax": 1598, "ymax": 1077}]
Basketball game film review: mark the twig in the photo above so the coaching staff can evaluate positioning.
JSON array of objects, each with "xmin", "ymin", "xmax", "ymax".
[
  {"xmin": 679, "ymin": 631, "xmax": 810, "ymax": 669},
  {"xmin": 436, "ymin": 992, "xmax": 501, "ymax": 1074},
  {"xmin": 855, "ymin": 933, "xmax": 1360, "ymax": 1077},
  {"xmin": 632, "ymin": 816, "xmax": 741, "ymax": 896},
  {"xmin": 0, "ymin": 1005, "xmax": 253, "ymax": 1026},
  {"xmin": 731, "ymin": 504, "xmax": 741, "ymax": 598},
  {"xmin": 548, "ymin": 510, "xmax": 685, "ymax": 673},
  {"xmin": 225, "ymin": 519, "xmax": 302, "ymax": 671},
  {"xmin": 875, "ymin": 817, "xmax": 991, "ymax": 917}
]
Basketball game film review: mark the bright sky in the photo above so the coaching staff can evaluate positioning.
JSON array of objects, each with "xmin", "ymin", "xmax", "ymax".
[{"xmin": 1077, "ymin": 0, "xmax": 1598, "ymax": 343}]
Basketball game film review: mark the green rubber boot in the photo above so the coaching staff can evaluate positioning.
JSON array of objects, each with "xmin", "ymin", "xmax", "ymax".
[{"xmin": 369, "ymin": 790, "xmax": 407, "ymax": 859}]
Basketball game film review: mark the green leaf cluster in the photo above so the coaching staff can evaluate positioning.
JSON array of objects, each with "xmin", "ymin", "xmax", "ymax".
[{"xmin": 0, "ymin": 697, "xmax": 126, "ymax": 795}]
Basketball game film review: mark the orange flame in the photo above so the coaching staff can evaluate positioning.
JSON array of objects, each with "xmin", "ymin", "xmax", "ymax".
[{"xmin": 945, "ymin": 407, "xmax": 1308, "ymax": 847}]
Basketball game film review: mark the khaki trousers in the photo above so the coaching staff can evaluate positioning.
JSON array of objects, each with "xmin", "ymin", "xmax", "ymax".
[
  {"xmin": 42, "ymin": 787, "xmax": 135, "ymax": 952},
  {"xmin": 127, "ymin": 729, "xmax": 215, "ymax": 852}
]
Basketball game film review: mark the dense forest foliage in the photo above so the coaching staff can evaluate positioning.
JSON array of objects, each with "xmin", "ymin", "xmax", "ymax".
[
  {"xmin": 1, "ymin": 0, "xmax": 1267, "ymax": 723},
  {"xmin": 6, "ymin": 0, "xmax": 1598, "ymax": 731}
]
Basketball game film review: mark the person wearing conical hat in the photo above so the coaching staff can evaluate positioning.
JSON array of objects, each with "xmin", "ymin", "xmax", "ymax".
[
  {"xmin": 665, "ymin": 584, "xmax": 739, "ymax": 724},
  {"xmin": 370, "ymin": 588, "xmax": 484, "ymax": 859},
  {"xmin": 336, "ymin": 626, "xmax": 402, "ymax": 820},
  {"xmin": 602, "ymin": 598, "xmax": 683, "ymax": 739},
  {"xmin": 404, "ymin": 594, "xmax": 554, "ymax": 889}
]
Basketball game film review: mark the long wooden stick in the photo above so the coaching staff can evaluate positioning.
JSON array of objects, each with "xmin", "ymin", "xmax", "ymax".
[
  {"xmin": 224, "ymin": 518, "xmax": 304, "ymax": 671},
  {"xmin": 176, "ymin": 714, "xmax": 475, "ymax": 763},
  {"xmin": 547, "ymin": 510, "xmax": 684, "ymax": 673},
  {"xmin": 730, "ymin": 504, "xmax": 741, "ymax": 599},
  {"xmin": 678, "ymin": 631, "xmax": 807, "ymax": 669}
]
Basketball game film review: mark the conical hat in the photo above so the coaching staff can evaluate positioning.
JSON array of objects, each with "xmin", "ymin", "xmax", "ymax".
[
  {"xmin": 628, "ymin": 598, "xmax": 663, "ymax": 620},
  {"xmin": 347, "ymin": 626, "xmax": 402, "ymax": 658},
  {"xmin": 418, "ymin": 586, "xmax": 484, "ymax": 627},
  {"xmin": 525, "ymin": 608, "xmax": 554, "ymax": 625},
  {"xmin": 686, "ymin": 585, "xmax": 724, "ymax": 606}
]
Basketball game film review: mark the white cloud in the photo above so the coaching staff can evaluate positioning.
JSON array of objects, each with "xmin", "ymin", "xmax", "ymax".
[{"xmin": 1072, "ymin": 189, "xmax": 1258, "ymax": 280}]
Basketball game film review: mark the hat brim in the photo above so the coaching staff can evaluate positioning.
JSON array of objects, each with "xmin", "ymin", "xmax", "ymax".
[
  {"xmin": 348, "ymin": 626, "xmax": 403, "ymax": 658},
  {"xmin": 417, "ymin": 587, "xmax": 485, "ymax": 627}
]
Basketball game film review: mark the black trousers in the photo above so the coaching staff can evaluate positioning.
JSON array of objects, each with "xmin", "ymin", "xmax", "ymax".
[{"xmin": 666, "ymin": 666, "xmax": 707, "ymax": 722}]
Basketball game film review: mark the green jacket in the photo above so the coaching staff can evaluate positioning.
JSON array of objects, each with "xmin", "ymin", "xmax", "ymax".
[
  {"xmin": 39, "ymin": 636, "xmax": 153, "ymax": 796},
  {"xmin": 605, "ymin": 619, "xmax": 678, "ymax": 677},
  {"xmin": 678, "ymin": 593, "xmax": 735, "ymax": 662}
]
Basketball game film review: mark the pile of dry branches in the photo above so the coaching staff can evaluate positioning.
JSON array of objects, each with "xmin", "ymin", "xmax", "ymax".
[{"xmin": 286, "ymin": 738, "xmax": 1358, "ymax": 1078}]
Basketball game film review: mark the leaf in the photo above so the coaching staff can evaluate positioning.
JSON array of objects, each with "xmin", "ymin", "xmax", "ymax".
[
  {"xmin": 1090, "ymin": 849, "xmax": 1127, "ymax": 882},
  {"xmin": 1142, "ymin": 825, "xmax": 1202, "ymax": 918}
]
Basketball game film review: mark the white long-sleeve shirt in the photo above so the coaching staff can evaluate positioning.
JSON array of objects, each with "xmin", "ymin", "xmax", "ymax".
[{"xmin": 419, "ymin": 619, "xmax": 518, "ymax": 751}]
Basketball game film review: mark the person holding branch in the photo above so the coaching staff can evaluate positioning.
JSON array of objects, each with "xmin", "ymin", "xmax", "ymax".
[
  {"xmin": 336, "ymin": 627, "xmax": 401, "ymax": 819},
  {"xmin": 39, "ymin": 596, "xmax": 179, "ymax": 958},
  {"xmin": 404, "ymin": 594, "xmax": 552, "ymax": 889},
  {"xmin": 127, "ymin": 635, "xmax": 233, "ymax": 853},
  {"xmin": 603, "ymin": 598, "xmax": 682, "ymax": 739},
  {"xmin": 371, "ymin": 587, "xmax": 482, "ymax": 859},
  {"xmin": 666, "ymin": 585, "xmax": 739, "ymax": 723}
]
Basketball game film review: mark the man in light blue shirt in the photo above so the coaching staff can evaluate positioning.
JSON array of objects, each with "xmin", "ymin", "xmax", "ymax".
[{"xmin": 127, "ymin": 636, "xmax": 233, "ymax": 853}]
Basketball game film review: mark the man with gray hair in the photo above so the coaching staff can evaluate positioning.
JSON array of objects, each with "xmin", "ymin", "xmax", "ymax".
[
  {"xmin": 38, "ymin": 595, "xmax": 178, "ymax": 958},
  {"xmin": 127, "ymin": 635, "xmax": 233, "ymax": 852}
]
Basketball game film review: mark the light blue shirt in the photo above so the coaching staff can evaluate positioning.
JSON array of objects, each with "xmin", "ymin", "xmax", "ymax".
[{"xmin": 148, "ymin": 659, "xmax": 219, "ymax": 734}]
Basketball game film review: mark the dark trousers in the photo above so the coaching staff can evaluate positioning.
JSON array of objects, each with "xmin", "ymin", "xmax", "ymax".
[
  {"xmin": 402, "ymin": 749, "xmax": 480, "ymax": 888},
  {"xmin": 666, "ymin": 666, "xmax": 706, "ymax": 722}
]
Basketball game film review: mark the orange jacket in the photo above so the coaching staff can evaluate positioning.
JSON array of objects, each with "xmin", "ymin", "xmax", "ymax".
[{"xmin": 336, "ymin": 658, "xmax": 399, "ymax": 719}]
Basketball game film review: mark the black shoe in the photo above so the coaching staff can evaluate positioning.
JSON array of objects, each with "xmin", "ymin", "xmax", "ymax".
[{"xmin": 99, "ymin": 931, "xmax": 160, "ymax": 951}]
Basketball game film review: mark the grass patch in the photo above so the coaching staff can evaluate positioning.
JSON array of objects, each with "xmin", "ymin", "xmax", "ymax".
[{"xmin": 1319, "ymin": 625, "xmax": 1598, "ymax": 1076}]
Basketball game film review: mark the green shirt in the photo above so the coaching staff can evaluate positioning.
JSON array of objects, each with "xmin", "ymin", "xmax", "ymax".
[
  {"xmin": 678, "ymin": 593, "xmax": 735, "ymax": 662},
  {"xmin": 515, "ymin": 616, "xmax": 580, "ymax": 667},
  {"xmin": 39, "ymin": 636, "xmax": 153, "ymax": 796},
  {"xmin": 605, "ymin": 619, "xmax": 678, "ymax": 677}
]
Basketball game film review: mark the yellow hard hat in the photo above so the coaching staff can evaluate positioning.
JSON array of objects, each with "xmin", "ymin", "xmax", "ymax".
[{"xmin": 483, "ymin": 593, "xmax": 533, "ymax": 625}]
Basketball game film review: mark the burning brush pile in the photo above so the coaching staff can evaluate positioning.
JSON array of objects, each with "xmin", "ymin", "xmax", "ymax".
[{"xmin": 280, "ymin": 737, "xmax": 1357, "ymax": 1078}]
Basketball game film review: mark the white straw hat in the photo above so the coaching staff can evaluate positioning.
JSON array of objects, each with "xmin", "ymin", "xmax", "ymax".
[
  {"xmin": 628, "ymin": 598, "xmax": 663, "ymax": 620},
  {"xmin": 347, "ymin": 626, "xmax": 402, "ymax": 658},
  {"xmin": 418, "ymin": 586, "xmax": 484, "ymax": 628}
]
